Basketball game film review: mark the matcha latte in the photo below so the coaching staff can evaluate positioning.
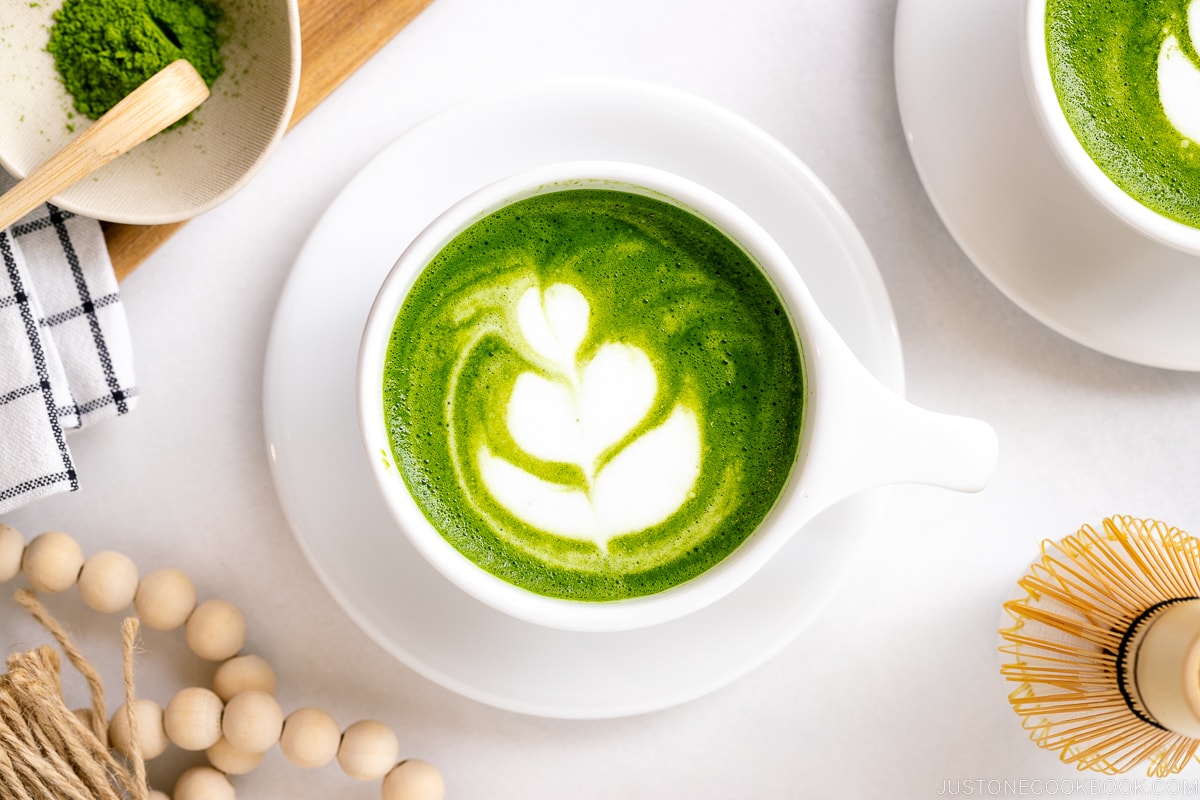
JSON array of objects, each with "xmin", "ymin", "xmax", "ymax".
[
  {"xmin": 380, "ymin": 189, "xmax": 804, "ymax": 602},
  {"xmin": 1045, "ymin": 0, "xmax": 1200, "ymax": 227}
]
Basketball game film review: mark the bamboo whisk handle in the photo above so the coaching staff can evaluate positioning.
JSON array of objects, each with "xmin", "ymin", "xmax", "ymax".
[{"xmin": 1123, "ymin": 598, "xmax": 1200, "ymax": 738}]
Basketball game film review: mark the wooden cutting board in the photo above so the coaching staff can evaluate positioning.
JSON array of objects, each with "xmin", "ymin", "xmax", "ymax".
[{"xmin": 103, "ymin": 0, "xmax": 436, "ymax": 282}]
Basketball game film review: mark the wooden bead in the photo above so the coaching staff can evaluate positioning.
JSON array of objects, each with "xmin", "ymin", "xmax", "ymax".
[
  {"xmin": 186, "ymin": 599, "xmax": 246, "ymax": 661},
  {"xmin": 0, "ymin": 524, "xmax": 24, "ymax": 582},
  {"xmin": 206, "ymin": 736, "xmax": 265, "ymax": 775},
  {"xmin": 22, "ymin": 531, "xmax": 83, "ymax": 593},
  {"xmin": 221, "ymin": 690, "xmax": 283, "ymax": 754},
  {"xmin": 280, "ymin": 707, "xmax": 340, "ymax": 769},
  {"xmin": 78, "ymin": 550, "xmax": 138, "ymax": 613},
  {"xmin": 212, "ymin": 654, "xmax": 276, "ymax": 701},
  {"xmin": 174, "ymin": 765, "xmax": 235, "ymax": 800},
  {"xmin": 135, "ymin": 568, "xmax": 196, "ymax": 631},
  {"xmin": 109, "ymin": 699, "xmax": 168, "ymax": 759},
  {"xmin": 338, "ymin": 719, "xmax": 400, "ymax": 781},
  {"xmin": 383, "ymin": 760, "xmax": 446, "ymax": 800},
  {"xmin": 164, "ymin": 687, "xmax": 224, "ymax": 751}
]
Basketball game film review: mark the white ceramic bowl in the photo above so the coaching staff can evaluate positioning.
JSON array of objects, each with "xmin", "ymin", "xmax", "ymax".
[
  {"xmin": 1022, "ymin": 0, "xmax": 1200, "ymax": 256},
  {"xmin": 357, "ymin": 161, "xmax": 997, "ymax": 632},
  {"xmin": 0, "ymin": 0, "xmax": 300, "ymax": 224}
]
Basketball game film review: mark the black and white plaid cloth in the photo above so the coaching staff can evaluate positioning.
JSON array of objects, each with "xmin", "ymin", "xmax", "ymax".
[{"xmin": 0, "ymin": 174, "xmax": 137, "ymax": 514}]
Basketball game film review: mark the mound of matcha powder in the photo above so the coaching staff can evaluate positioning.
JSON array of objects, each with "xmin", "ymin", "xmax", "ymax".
[{"xmin": 47, "ymin": 0, "xmax": 225, "ymax": 121}]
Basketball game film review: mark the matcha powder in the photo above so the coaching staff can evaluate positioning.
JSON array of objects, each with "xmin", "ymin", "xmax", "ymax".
[{"xmin": 48, "ymin": 0, "xmax": 225, "ymax": 121}]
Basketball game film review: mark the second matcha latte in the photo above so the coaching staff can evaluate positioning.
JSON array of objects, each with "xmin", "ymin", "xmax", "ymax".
[{"xmin": 1046, "ymin": 0, "xmax": 1200, "ymax": 227}]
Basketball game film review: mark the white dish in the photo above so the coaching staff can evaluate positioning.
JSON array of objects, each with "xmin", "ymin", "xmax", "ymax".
[
  {"xmin": 262, "ymin": 78, "xmax": 903, "ymax": 718},
  {"xmin": 895, "ymin": 0, "xmax": 1200, "ymax": 372},
  {"xmin": 0, "ymin": 0, "xmax": 300, "ymax": 224}
]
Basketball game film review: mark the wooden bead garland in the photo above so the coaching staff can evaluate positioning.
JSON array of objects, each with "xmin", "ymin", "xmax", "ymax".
[
  {"xmin": 0, "ymin": 523, "xmax": 23, "ymax": 581},
  {"xmin": 23, "ymin": 530, "xmax": 85, "ymax": 593},
  {"xmin": 0, "ymin": 524, "xmax": 445, "ymax": 800},
  {"xmin": 222, "ymin": 690, "xmax": 284, "ymax": 754},
  {"xmin": 164, "ymin": 687, "xmax": 225, "ymax": 751},
  {"xmin": 384, "ymin": 760, "xmax": 445, "ymax": 800},
  {"xmin": 280, "ymin": 707, "xmax": 342, "ymax": 768},
  {"xmin": 338, "ymin": 719, "xmax": 402, "ymax": 781},
  {"xmin": 213, "ymin": 654, "xmax": 277, "ymax": 701},
  {"xmin": 135, "ymin": 567, "xmax": 197, "ymax": 631},
  {"xmin": 110, "ymin": 698, "xmax": 170, "ymax": 759},
  {"xmin": 175, "ymin": 766, "xmax": 235, "ymax": 800},
  {"xmin": 185, "ymin": 599, "xmax": 247, "ymax": 662},
  {"xmin": 79, "ymin": 550, "xmax": 140, "ymax": 614},
  {"xmin": 206, "ymin": 737, "xmax": 265, "ymax": 776}
]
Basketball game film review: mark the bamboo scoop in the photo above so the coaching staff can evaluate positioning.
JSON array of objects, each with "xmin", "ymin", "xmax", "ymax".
[{"xmin": 0, "ymin": 60, "xmax": 209, "ymax": 231}]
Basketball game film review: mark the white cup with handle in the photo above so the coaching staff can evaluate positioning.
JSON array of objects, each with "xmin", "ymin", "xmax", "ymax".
[
  {"xmin": 357, "ymin": 160, "xmax": 998, "ymax": 632},
  {"xmin": 1022, "ymin": 0, "xmax": 1200, "ymax": 256}
]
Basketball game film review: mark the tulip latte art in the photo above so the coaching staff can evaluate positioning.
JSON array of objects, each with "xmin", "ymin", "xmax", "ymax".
[{"xmin": 382, "ymin": 189, "xmax": 804, "ymax": 601}]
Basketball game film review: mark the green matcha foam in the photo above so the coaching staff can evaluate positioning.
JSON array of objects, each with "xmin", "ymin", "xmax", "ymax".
[
  {"xmin": 381, "ymin": 189, "xmax": 805, "ymax": 602},
  {"xmin": 1046, "ymin": 0, "xmax": 1200, "ymax": 228}
]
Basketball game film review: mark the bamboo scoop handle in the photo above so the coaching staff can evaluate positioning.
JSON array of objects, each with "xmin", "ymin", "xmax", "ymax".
[{"xmin": 0, "ymin": 60, "xmax": 210, "ymax": 231}]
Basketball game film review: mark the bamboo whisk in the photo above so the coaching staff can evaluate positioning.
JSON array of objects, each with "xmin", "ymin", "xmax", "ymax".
[{"xmin": 1000, "ymin": 515, "xmax": 1200, "ymax": 776}]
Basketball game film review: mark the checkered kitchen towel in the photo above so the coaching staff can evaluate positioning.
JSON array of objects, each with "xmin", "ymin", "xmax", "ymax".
[{"xmin": 0, "ymin": 175, "xmax": 137, "ymax": 514}]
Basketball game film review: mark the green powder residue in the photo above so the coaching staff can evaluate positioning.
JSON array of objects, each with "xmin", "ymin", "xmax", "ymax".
[{"xmin": 47, "ymin": 0, "xmax": 225, "ymax": 121}]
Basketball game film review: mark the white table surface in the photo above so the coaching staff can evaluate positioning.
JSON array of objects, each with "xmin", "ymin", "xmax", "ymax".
[{"xmin": 6, "ymin": 0, "xmax": 1200, "ymax": 797}]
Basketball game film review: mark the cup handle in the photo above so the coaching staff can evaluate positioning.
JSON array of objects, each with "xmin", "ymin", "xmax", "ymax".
[{"xmin": 802, "ymin": 336, "xmax": 999, "ymax": 503}]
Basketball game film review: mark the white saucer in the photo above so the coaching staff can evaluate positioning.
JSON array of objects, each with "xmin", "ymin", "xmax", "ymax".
[
  {"xmin": 895, "ymin": 0, "xmax": 1200, "ymax": 372},
  {"xmin": 262, "ymin": 78, "xmax": 902, "ymax": 718}
]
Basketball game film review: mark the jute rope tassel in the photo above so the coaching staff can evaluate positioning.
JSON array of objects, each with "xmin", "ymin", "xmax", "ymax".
[
  {"xmin": 0, "ymin": 588, "xmax": 148, "ymax": 800},
  {"xmin": 0, "ymin": 526, "xmax": 445, "ymax": 800}
]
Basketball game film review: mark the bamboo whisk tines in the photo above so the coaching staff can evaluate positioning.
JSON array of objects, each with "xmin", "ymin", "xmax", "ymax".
[{"xmin": 1001, "ymin": 516, "xmax": 1200, "ymax": 776}]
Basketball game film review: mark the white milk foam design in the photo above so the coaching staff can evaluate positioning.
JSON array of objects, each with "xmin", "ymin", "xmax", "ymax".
[
  {"xmin": 1158, "ymin": 0, "xmax": 1200, "ymax": 142},
  {"xmin": 476, "ymin": 283, "xmax": 702, "ymax": 550}
]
